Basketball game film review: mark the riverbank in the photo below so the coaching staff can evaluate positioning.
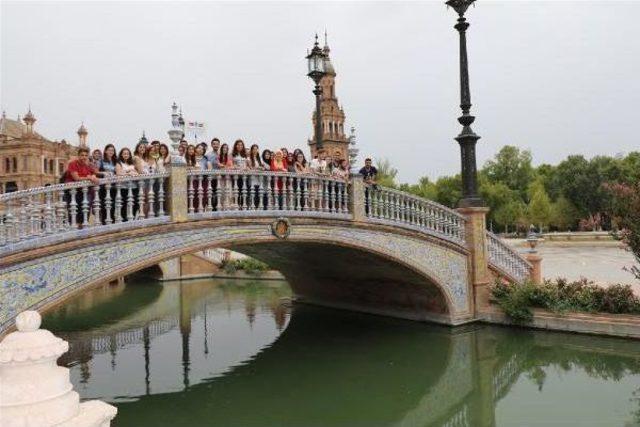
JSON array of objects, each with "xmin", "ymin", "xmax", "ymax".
[{"xmin": 480, "ymin": 305, "xmax": 640, "ymax": 340}]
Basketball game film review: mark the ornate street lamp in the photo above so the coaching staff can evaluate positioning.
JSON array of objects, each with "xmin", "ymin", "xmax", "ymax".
[
  {"xmin": 306, "ymin": 34, "xmax": 327, "ymax": 151},
  {"xmin": 446, "ymin": 0, "xmax": 483, "ymax": 207}
]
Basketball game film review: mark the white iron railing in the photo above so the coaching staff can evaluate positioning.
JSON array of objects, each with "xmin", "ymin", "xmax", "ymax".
[
  {"xmin": 186, "ymin": 170, "xmax": 351, "ymax": 219},
  {"xmin": 486, "ymin": 231, "xmax": 532, "ymax": 282},
  {"xmin": 364, "ymin": 186, "xmax": 466, "ymax": 245},
  {"xmin": 0, "ymin": 173, "xmax": 170, "ymax": 252}
]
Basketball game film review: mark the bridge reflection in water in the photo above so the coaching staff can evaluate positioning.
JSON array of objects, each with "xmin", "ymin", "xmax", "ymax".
[{"xmin": 43, "ymin": 278, "xmax": 640, "ymax": 427}]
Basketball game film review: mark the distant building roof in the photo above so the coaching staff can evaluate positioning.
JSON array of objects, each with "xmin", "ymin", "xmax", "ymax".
[{"xmin": 0, "ymin": 116, "xmax": 47, "ymax": 141}]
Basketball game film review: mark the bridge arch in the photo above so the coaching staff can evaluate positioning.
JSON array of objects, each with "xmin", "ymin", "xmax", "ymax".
[{"xmin": 0, "ymin": 218, "xmax": 473, "ymax": 331}]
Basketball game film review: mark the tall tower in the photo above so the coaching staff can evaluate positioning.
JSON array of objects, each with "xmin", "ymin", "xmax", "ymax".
[
  {"xmin": 77, "ymin": 123, "xmax": 88, "ymax": 148},
  {"xmin": 309, "ymin": 34, "xmax": 350, "ymax": 161}
]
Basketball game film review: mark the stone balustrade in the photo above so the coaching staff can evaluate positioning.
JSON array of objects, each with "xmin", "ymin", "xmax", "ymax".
[
  {"xmin": 0, "ymin": 311, "xmax": 117, "ymax": 427},
  {"xmin": 186, "ymin": 170, "xmax": 351, "ymax": 219},
  {"xmin": 365, "ymin": 185, "xmax": 467, "ymax": 246},
  {"xmin": 0, "ymin": 173, "xmax": 170, "ymax": 253},
  {"xmin": 486, "ymin": 231, "xmax": 532, "ymax": 283}
]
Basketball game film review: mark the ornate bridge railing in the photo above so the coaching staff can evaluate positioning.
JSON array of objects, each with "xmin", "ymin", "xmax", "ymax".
[
  {"xmin": 1, "ymin": 167, "xmax": 531, "ymax": 275},
  {"xmin": 486, "ymin": 231, "xmax": 532, "ymax": 283},
  {"xmin": 186, "ymin": 170, "xmax": 351, "ymax": 220},
  {"xmin": 364, "ymin": 186, "xmax": 467, "ymax": 246},
  {"xmin": 0, "ymin": 173, "xmax": 170, "ymax": 254}
]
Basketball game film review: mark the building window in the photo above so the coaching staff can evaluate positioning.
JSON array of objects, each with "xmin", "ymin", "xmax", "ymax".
[
  {"xmin": 2, "ymin": 158, "xmax": 7, "ymax": 173},
  {"xmin": 23, "ymin": 157, "xmax": 28, "ymax": 171},
  {"xmin": 59, "ymin": 162, "xmax": 64, "ymax": 175},
  {"xmin": 43, "ymin": 158, "xmax": 48, "ymax": 173},
  {"xmin": 6, "ymin": 181, "xmax": 18, "ymax": 193},
  {"xmin": 49, "ymin": 159, "xmax": 54, "ymax": 174},
  {"xmin": 12, "ymin": 157, "xmax": 17, "ymax": 172}
]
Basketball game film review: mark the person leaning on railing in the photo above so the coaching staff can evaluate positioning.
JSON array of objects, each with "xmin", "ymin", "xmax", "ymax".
[
  {"xmin": 115, "ymin": 147, "xmax": 139, "ymax": 221},
  {"xmin": 97, "ymin": 144, "xmax": 117, "ymax": 224},
  {"xmin": 63, "ymin": 146, "xmax": 100, "ymax": 227},
  {"xmin": 359, "ymin": 158, "xmax": 378, "ymax": 215}
]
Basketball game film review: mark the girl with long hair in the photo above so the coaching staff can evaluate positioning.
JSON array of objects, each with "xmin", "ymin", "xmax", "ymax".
[
  {"xmin": 133, "ymin": 142, "xmax": 152, "ymax": 174},
  {"xmin": 249, "ymin": 144, "xmax": 263, "ymax": 170},
  {"xmin": 270, "ymin": 150, "xmax": 287, "ymax": 209},
  {"xmin": 185, "ymin": 144, "xmax": 197, "ymax": 168},
  {"xmin": 159, "ymin": 144, "xmax": 171, "ymax": 167},
  {"xmin": 99, "ymin": 144, "xmax": 117, "ymax": 176},
  {"xmin": 218, "ymin": 143, "xmax": 231, "ymax": 168},
  {"xmin": 115, "ymin": 147, "xmax": 139, "ymax": 221}
]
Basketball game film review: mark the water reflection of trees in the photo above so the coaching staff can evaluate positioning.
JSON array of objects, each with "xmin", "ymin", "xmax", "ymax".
[{"xmin": 492, "ymin": 328, "xmax": 640, "ymax": 423}]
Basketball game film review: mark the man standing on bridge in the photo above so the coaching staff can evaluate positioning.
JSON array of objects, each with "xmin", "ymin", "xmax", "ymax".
[{"xmin": 359, "ymin": 158, "xmax": 378, "ymax": 215}]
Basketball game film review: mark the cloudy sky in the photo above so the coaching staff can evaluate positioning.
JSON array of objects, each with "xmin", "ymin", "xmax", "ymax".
[{"xmin": 2, "ymin": 1, "xmax": 639, "ymax": 182}]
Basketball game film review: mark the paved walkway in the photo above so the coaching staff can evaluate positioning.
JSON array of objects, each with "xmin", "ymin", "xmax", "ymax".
[{"xmin": 508, "ymin": 240, "xmax": 640, "ymax": 295}]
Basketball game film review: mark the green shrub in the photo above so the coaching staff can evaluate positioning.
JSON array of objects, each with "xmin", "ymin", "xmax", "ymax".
[
  {"xmin": 222, "ymin": 258, "xmax": 269, "ymax": 275},
  {"xmin": 491, "ymin": 281, "xmax": 534, "ymax": 324},
  {"xmin": 490, "ymin": 278, "xmax": 640, "ymax": 323}
]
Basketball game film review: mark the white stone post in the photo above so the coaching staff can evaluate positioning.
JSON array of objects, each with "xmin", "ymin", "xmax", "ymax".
[{"xmin": 0, "ymin": 311, "xmax": 117, "ymax": 427}]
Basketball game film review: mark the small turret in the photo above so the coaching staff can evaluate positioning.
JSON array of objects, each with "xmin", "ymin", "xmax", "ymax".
[
  {"xmin": 23, "ymin": 107, "xmax": 36, "ymax": 134},
  {"xmin": 139, "ymin": 131, "xmax": 149, "ymax": 145},
  {"xmin": 77, "ymin": 123, "xmax": 88, "ymax": 147}
]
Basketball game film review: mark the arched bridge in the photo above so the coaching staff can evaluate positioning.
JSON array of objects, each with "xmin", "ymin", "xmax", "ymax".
[{"xmin": 0, "ymin": 167, "xmax": 532, "ymax": 333}]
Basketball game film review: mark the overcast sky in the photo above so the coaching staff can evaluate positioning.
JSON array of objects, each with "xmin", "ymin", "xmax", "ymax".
[{"xmin": 2, "ymin": 1, "xmax": 639, "ymax": 182}]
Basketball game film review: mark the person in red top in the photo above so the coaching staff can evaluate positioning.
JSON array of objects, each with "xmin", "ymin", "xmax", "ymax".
[
  {"xmin": 64, "ymin": 147, "xmax": 100, "ymax": 227},
  {"xmin": 65, "ymin": 148, "xmax": 100, "ymax": 184}
]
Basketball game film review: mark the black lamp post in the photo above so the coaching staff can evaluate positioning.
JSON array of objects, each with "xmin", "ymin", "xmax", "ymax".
[
  {"xmin": 306, "ymin": 34, "xmax": 327, "ymax": 152},
  {"xmin": 447, "ymin": 0, "xmax": 483, "ymax": 207}
]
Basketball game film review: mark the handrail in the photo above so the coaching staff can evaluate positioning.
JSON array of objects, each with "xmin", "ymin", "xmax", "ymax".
[
  {"xmin": 186, "ymin": 169, "xmax": 351, "ymax": 218},
  {"xmin": 0, "ymin": 173, "xmax": 171, "ymax": 251},
  {"xmin": 187, "ymin": 168, "xmax": 348, "ymax": 184},
  {"xmin": 364, "ymin": 185, "xmax": 467, "ymax": 246},
  {"xmin": 0, "ymin": 172, "xmax": 170, "ymax": 203},
  {"xmin": 486, "ymin": 231, "xmax": 532, "ymax": 282},
  {"xmin": 371, "ymin": 185, "xmax": 466, "ymax": 221}
]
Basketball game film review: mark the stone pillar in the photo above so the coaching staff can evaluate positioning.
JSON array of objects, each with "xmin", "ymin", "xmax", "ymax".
[
  {"xmin": 457, "ymin": 207, "xmax": 491, "ymax": 314},
  {"xmin": 158, "ymin": 257, "xmax": 181, "ymax": 281},
  {"xmin": 350, "ymin": 175, "xmax": 366, "ymax": 222},
  {"xmin": 168, "ymin": 164, "xmax": 188, "ymax": 223},
  {"xmin": 526, "ymin": 253, "xmax": 543, "ymax": 284},
  {"xmin": 0, "ymin": 311, "xmax": 117, "ymax": 427}
]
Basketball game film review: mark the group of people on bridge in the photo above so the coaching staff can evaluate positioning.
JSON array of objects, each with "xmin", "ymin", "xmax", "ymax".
[
  {"xmin": 67, "ymin": 138, "xmax": 366, "ymax": 183},
  {"xmin": 59, "ymin": 137, "xmax": 380, "ymax": 226}
]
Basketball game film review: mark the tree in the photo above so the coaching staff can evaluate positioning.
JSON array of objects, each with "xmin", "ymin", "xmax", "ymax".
[
  {"xmin": 527, "ymin": 179, "xmax": 552, "ymax": 230},
  {"xmin": 399, "ymin": 176, "xmax": 437, "ymax": 200},
  {"xmin": 483, "ymin": 145, "xmax": 535, "ymax": 200},
  {"xmin": 494, "ymin": 200, "xmax": 526, "ymax": 234},
  {"xmin": 549, "ymin": 196, "xmax": 579, "ymax": 231},
  {"xmin": 375, "ymin": 158, "xmax": 398, "ymax": 188},
  {"xmin": 480, "ymin": 179, "xmax": 521, "ymax": 232},
  {"xmin": 434, "ymin": 175, "xmax": 462, "ymax": 208},
  {"xmin": 606, "ymin": 182, "xmax": 640, "ymax": 280},
  {"xmin": 620, "ymin": 151, "xmax": 640, "ymax": 184}
]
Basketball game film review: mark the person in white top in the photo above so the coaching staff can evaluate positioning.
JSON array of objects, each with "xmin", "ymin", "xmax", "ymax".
[
  {"xmin": 310, "ymin": 153, "xmax": 328, "ymax": 175},
  {"xmin": 133, "ymin": 142, "xmax": 152, "ymax": 174},
  {"xmin": 115, "ymin": 148, "xmax": 138, "ymax": 176}
]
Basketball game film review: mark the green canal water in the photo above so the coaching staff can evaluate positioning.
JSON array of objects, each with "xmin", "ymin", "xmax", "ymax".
[{"xmin": 43, "ymin": 277, "xmax": 640, "ymax": 427}]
